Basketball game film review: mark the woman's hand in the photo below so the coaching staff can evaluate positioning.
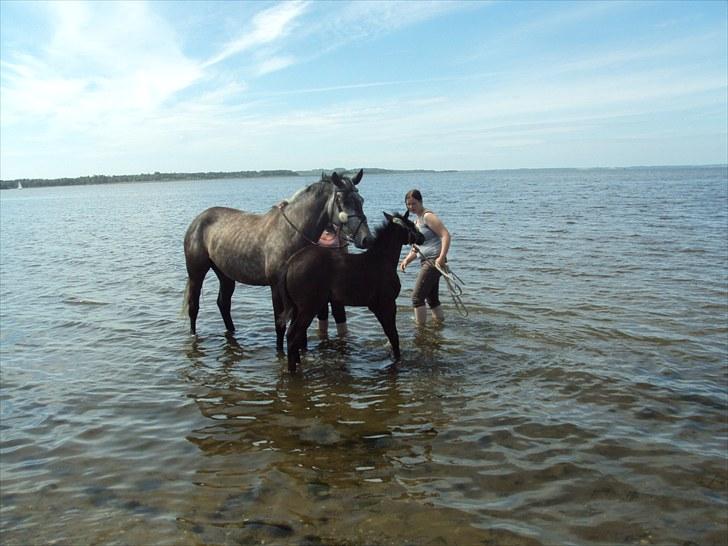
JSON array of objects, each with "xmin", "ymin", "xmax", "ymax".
[{"xmin": 400, "ymin": 249, "xmax": 416, "ymax": 272}]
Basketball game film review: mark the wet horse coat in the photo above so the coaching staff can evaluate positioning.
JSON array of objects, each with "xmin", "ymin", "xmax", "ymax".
[
  {"xmin": 183, "ymin": 170, "xmax": 372, "ymax": 349},
  {"xmin": 279, "ymin": 212, "xmax": 425, "ymax": 372}
]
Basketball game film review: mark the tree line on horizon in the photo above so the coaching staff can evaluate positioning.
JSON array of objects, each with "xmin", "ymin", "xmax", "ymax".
[
  {"xmin": 0, "ymin": 167, "xmax": 439, "ymax": 190},
  {"xmin": 0, "ymin": 170, "xmax": 302, "ymax": 190}
]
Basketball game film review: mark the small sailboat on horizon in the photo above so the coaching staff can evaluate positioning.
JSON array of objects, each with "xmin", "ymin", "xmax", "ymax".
[{"xmin": 17, "ymin": 181, "xmax": 23, "ymax": 189}]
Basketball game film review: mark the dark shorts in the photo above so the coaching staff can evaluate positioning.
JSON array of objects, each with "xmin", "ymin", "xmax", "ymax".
[
  {"xmin": 317, "ymin": 299, "xmax": 346, "ymax": 324},
  {"xmin": 412, "ymin": 260, "xmax": 442, "ymax": 308}
]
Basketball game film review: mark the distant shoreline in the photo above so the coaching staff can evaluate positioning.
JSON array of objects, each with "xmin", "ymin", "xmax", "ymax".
[
  {"xmin": 0, "ymin": 168, "xmax": 455, "ymax": 190},
  {"xmin": 0, "ymin": 168, "xmax": 449, "ymax": 190},
  {"xmin": 1, "ymin": 165, "xmax": 724, "ymax": 190},
  {"xmin": 0, "ymin": 170, "xmax": 301, "ymax": 190}
]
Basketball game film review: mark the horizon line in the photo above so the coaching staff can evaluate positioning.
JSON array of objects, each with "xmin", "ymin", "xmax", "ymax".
[{"xmin": 1, "ymin": 163, "xmax": 726, "ymax": 184}]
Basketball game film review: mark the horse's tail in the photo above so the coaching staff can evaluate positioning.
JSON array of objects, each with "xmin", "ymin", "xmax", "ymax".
[
  {"xmin": 181, "ymin": 278, "xmax": 190, "ymax": 318},
  {"xmin": 276, "ymin": 266, "xmax": 294, "ymax": 328}
]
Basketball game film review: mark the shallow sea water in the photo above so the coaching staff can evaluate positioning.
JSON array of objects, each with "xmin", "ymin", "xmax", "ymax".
[{"xmin": 1, "ymin": 167, "xmax": 726, "ymax": 545}]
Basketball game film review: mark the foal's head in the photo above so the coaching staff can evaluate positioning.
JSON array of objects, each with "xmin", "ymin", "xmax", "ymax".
[{"xmin": 381, "ymin": 211, "xmax": 425, "ymax": 247}]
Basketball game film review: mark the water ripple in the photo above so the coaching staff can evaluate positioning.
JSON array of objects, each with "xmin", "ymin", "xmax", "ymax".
[{"xmin": 1, "ymin": 169, "xmax": 726, "ymax": 545}]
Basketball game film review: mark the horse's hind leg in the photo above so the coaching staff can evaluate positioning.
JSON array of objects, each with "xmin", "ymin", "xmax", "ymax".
[
  {"xmin": 184, "ymin": 215, "xmax": 212, "ymax": 335},
  {"xmin": 211, "ymin": 264, "xmax": 236, "ymax": 333},
  {"xmin": 185, "ymin": 272, "xmax": 206, "ymax": 335}
]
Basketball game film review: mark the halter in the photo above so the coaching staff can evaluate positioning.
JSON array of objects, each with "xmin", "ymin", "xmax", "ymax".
[
  {"xmin": 329, "ymin": 187, "xmax": 367, "ymax": 244},
  {"xmin": 277, "ymin": 185, "xmax": 359, "ymax": 249}
]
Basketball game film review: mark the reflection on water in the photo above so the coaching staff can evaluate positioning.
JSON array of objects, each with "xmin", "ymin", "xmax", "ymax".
[
  {"xmin": 178, "ymin": 329, "xmax": 504, "ymax": 546},
  {"xmin": 1, "ymin": 168, "xmax": 727, "ymax": 545}
]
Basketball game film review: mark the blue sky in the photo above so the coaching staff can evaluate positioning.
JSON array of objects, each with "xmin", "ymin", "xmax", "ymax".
[{"xmin": 1, "ymin": 0, "xmax": 726, "ymax": 179}]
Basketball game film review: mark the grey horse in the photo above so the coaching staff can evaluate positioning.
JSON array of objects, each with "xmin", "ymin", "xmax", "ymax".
[{"xmin": 183, "ymin": 170, "xmax": 373, "ymax": 349}]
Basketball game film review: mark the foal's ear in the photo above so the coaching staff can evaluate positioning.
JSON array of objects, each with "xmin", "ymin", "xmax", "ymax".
[{"xmin": 352, "ymin": 169, "xmax": 363, "ymax": 185}]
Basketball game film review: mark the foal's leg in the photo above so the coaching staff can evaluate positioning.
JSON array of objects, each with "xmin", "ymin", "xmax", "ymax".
[
  {"xmin": 287, "ymin": 311, "xmax": 316, "ymax": 373},
  {"xmin": 211, "ymin": 264, "xmax": 236, "ymax": 333},
  {"xmin": 286, "ymin": 319, "xmax": 304, "ymax": 373},
  {"xmin": 372, "ymin": 302, "xmax": 401, "ymax": 361}
]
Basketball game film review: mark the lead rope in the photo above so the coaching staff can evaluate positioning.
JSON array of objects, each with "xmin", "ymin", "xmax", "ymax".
[{"xmin": 412, "ymin": 245, "xmax": 468, "ymax": 317}]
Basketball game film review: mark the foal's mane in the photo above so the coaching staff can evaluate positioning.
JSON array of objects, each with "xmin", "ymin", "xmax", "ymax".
[{"xmin": 369, "ymin": 212, "xmax": 412, "ymax": 247}]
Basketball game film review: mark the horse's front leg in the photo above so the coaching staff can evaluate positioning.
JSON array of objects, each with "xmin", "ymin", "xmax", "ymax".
[
  {"xmin": 371, "ymin": 301, "xmax": 401, "ymax": 362},
  {"xmin": 271, "ymin": 287, "xmax": 286, "ymax": 353}
]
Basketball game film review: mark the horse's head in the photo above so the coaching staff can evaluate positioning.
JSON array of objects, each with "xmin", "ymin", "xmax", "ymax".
[
  {"xmin": 384, "ymin": 211, "xmax": 425, "ymax": 246},
  {"xmin": 327, "ymin": 169, "xmax": 374, "ymax": 249}
]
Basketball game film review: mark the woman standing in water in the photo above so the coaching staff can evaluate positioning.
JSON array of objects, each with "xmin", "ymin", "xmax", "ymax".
[{"xmin": 399, "ymin": 189, "xmax": 451, "ymax": 325}]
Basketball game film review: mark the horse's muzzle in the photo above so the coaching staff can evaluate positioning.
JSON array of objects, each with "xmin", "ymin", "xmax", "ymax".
[
  {"xmin": 346, "ymin": 216, "xmax": 373, "ymax": 249},
  {"xmin": 361, "ymin": 234, "xmax": 376, "ymax": 249}
]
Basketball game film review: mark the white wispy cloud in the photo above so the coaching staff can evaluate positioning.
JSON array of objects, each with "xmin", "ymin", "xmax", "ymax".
[
  {"xmin": 202, "ymin": 1, "xmax": 309, "ymax": 68},
  {"xmin": 1, "ymin": 0, "xmax": 724, "ymax": 177},
  {"xmin": 255, "ymin": 55, "xmax": 297, "ymax": 77},
  {"xmin": 1, "ymin": 0, "xmax": 469, "ymax": 140},
  {"xmin": 1, "ymin": 0, "xmax": 314, "ymax": 145},
  {"xmin": 1, "ymin": 1, "xmax": 203, "ymax": 128},
  {"xmin": 327, "ymin": 0, "xmax": 477, "ymax": 36}
]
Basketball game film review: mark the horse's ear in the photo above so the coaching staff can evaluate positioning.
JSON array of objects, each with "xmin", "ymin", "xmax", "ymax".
[
  {"xmin": 352, "ymin": 169, "xmax": 363, "ymax": 185},
  {"xmin": 331, "ymin": 171, "xmax": 345, "ymax": 189},
  {"xmin": 404, "ymin": 210, "xmax": 410, "ymax": 220},
  {"xmin": 383, "ymin": 211, "xmax": 393, "ymax": 222}
]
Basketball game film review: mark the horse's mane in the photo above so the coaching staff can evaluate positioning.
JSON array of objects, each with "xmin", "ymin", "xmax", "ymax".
[
  {"xmin": 281, "ymin": 172, "xmax": 344, "ymax": 206},
  {"xmin": 276, "ymin": 179, "xmax": 325, "ymax": 210},
  {"xmin": 283, "ymin": 186, "xmax": 308, "ymax": 204}
]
